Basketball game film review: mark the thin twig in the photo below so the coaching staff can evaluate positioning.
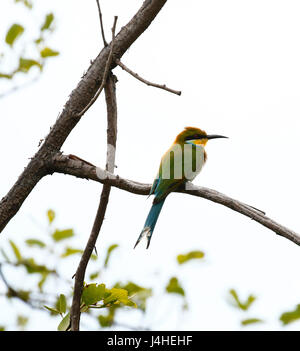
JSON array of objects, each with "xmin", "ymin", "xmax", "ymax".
[
  {"xmin": 116, "ymin": 58, "xmax": 182, "ymax": 96},
  {"xmin": 70, "ymin": 74, "xmax": 118, "ymax": 331},
  {"xmin": 51, "ymin": 154, "xmax": 300, "ymax": 248},
  {"xmin": 77, "ymin": 16, "xmax": 118, "ymax": 118},
  {"xmin": 96, "ymin": 0, "xmax": 108, "ymax": 47}
]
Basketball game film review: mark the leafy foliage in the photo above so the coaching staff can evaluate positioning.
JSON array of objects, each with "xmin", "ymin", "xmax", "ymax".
[
  {"xmin": 5, "ymin": 24, "xmax": 24, "ymax": 47},
  {"xmin": 47, "ymin": 209, "xmax": 55, "ymax": 224},
  {"xmin": 114, "ymin": 282, "xmax": 152, "ymax": 312},
  {"xmin": 41, "ymin": 13, "xmax": 54, "ymax": 31},
  {"xmin": 229, "ymin": 289, "xmax": 256, "ymax": 311},
  {"xmin": 280, "ymin": 305, "xmax": 300, "ymax": 325},
  {"xmin": 0, "ymin": 209, "xmax": 155, "ymax": 330},
  {"xmin": 9, "ymin": 240, "xmax": 22, "ymax": 261},
  {"xmin": 177, "ymin": 250, "xmax": 205, "ymax": 264},
  {"xmin": 166, "ymin": 277, "xmax": 185, "ymax": 296},
  {"xmin": 15, "ymin": 0, "xmax": 33, "ymax": 9},
  {"xmin": 82, "ymin": 284, "xmax": 106, "ymax": 306},
  {"xmin": 1, "ymin": 208, "xmax": 297, "ymax": 330},
  {"xmin": 40, "ymin": 47, "xmax": 59, "ymax": 58},
  {"xmin": 241, "ymin": 318, "xmax": 263, "ymax": 326},
  {"xmin": 25, "ymin": 239, "xmax": 46, "ymax": 248},
  {"xmin": 52, "ymin": 229, "xmax": 74, "ymax": 242},
  {"xmin": 227, "ymin": 289, "xmax": 265, "ymax": 328},
  {"xmin": 104, "ymin": 244, "xmax": 118, "ymax": 267},
  {"xmin": 0, "ymin": 2, "xmax": 59, "ymax": 94},
  {"xmin": 60, "ymin": 247, "xmax": 97, "ymax": 260},
  {"xmin": 17, "ymin": 58, "xmax": 42, "ymax": 73}
]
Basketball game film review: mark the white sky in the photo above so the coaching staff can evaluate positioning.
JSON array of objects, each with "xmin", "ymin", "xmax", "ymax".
[{"xmin": 1, "ymin": 0, "xmax": 300, "ymax": 331}]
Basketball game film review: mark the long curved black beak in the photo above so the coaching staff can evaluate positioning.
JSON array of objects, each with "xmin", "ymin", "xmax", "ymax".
[{"xmin": 206, "ymin": 134, "xmax": 228, "ymax": 140}]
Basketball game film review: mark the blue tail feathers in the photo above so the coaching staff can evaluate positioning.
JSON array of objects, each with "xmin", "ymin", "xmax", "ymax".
[{"xmin": 134, "ymin": 199, "xmax": 166, "ymax": 249}]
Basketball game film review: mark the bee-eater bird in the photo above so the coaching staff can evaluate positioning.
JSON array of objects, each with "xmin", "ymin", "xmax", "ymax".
[{"xmin": 134, "ymin": 126, "xmax": 228, "ymax": 249}]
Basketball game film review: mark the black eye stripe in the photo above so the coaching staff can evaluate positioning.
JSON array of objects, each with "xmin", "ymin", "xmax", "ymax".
[{"xmin": 185, "ymin": 134, "xmax": 206, "ymax": 141}]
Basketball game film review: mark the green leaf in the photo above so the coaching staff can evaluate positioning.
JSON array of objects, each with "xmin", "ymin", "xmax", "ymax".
[
  {"xmin": 89, "ymin": 271, "xmax": 100, "ymax": 280},
  {"xmin": 8, "ymin": 290, "xmax": 30, "ymax": 302},
  {"xmin": 104, "ymin": 244, "xmax": 118, "ymax": 267},
  {"xmin": 47, "ymin": 209, "xmax": 55, "ymax": 224},
  {"xmin": 61, "ymin": 247, "xmax": 82, "ymax": 257},
  {"xmin": 34, "ymin": 37, "xmax": 44, "ymax": 45},
  {"xmin": 38, "ymin": 273, "xmax": 48, "ymax": 291},
  {"xmin": 166, "ymin": 277, "xmax": 185, "ymax": 296},
  {"xmin": 44, "ymin": 305, "xmax": 60, "ymax": 315},
  {"xmin": 58, "ymin": 294, "xmax": 67, "ymax": 314},
  {"xmin": 25, "ymin": 239, "xmax": 46, "ymax": 248},
  {"xmin": 104, "ymin": 288, "xmax": 137, "ymax": 307},
  {"xmin": 52, "ymin": 229, "xmax": 74, "ymax": 242},
  {"xmin": 177, "ymin": 250, "xmax": 205, "ymax": 264},
  {"xmin": 9, "ymin": 240, "xmax": 22, "ymax": 261},
  {"xmin": 22, "ymin": 258, "xmax": 53, "ymax": 275},
  {"xmin": 80, "ymin": 305, "xmax": 89, "ymax": 313},
  {"xmin": 41, "ymin": 13, "xmax": 54, "ymax": 31},
  {"xmin": 280, "ymin": 304, "xmax": 300, "ymax": 325},
  {"xmin": 82, "ymin": 284, "xmax": 106, "ymax": 306},
  {"xmin": 241, "ymin": 318, "xmax": 263, "ymax": 326},
  {"xmin": 17, "ymin": 315, "xmax": 28, "ymax": 327},
  {"xmin": 98, "ymin": 313, "xmax": 114, "ymax": 327},
  {"xmin": 40, "ymin": 47, "xmax": 59, "ymax": 58},
  {"xmin": 57, "ymin": 313, "xmax": 70, "ymax": 331},
  {"xmin": 60, "ymin": 247, "xmax": 97, "ymax": 260},
  {"xmin": 0, "ymin": 73, "xmax": 13, "ymax": 79},
  {"xmin": 229, "ymin": 289, "xmax": 256, "ymax": 311},
  {"xmin": 15, "ymin": 0, "xmax": 33, "ymax": 9},
  {"xmin": 5, "ymin": 24, "xmax": 24, "ymax": 47},
  {"xmin": 17, "ymin": 58, "xmax": 42, "ymax": 73},
  {"xmin": 6, "ymin": 288, "xmax": 25, "ymax": 300},
  {"xmin": 114, "ymin": 281, "xmax": 152, "ymax": 312}
]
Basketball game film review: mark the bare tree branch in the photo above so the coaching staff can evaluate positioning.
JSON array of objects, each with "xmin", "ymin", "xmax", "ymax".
[
  {"xmin": 51, "ymin": 154, "xmax": 300, "ymax": 247},
  {"xmin": 96, "ymin": 0, "xmax": 108, "ymax": 47},
  {"xmin": 116, "ymin": 58, "xmax": 181, "ymax": 96},
  {"xmin": 77, "ymin": 16, "xmax": 118, "ymax": 118},
  {"xmin": 70, "ymin": 15, "xmax": 118, "ymax": 330},
  {"xmin": 0, "ymin": 0, "xmax": 168, "ymax": 233},
  {"xmin": 70, "ymin": 73, "xmax": 118, "ymax": 331}
]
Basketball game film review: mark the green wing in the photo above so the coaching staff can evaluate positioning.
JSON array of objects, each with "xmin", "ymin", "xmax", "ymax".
[{"xmin": 151, "ymin": 143, "xmax": 186, "ymax": 203}]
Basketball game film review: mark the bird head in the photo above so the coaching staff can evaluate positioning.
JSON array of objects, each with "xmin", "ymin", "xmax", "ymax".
[{"xmin": 175, "ymin": 126, "xmax": 228, "ymax": 146}]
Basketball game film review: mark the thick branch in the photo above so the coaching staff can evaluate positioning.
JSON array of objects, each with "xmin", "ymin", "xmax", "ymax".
[
  {"xmin": 51, "ymin": 154, "xmax": 300, "ymax": 247},
  {"xmin": 0, "ymin": 0, "xmax": 168, "ymax": 233}
]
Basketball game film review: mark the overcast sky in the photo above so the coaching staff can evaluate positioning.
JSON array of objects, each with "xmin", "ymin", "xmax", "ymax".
[{"xmin": 1, "ymin": 0, "xmax": 300, "ymax": 330}]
